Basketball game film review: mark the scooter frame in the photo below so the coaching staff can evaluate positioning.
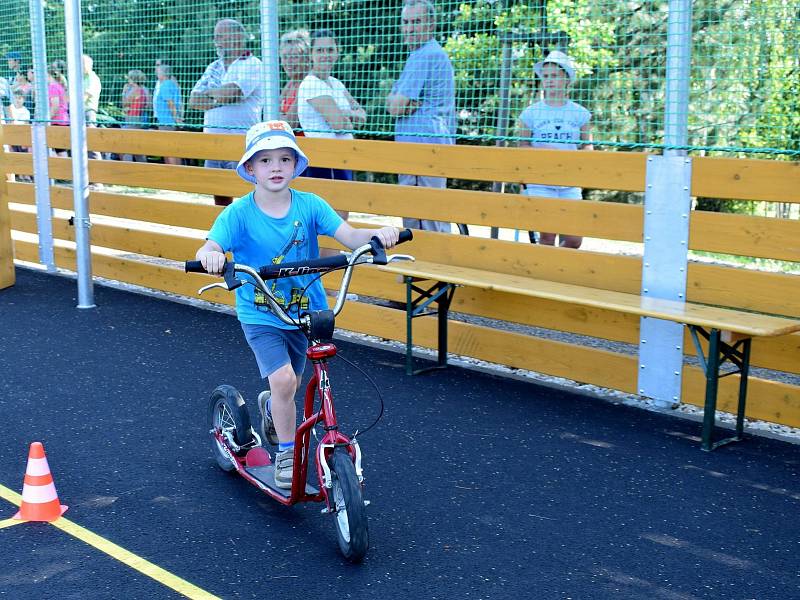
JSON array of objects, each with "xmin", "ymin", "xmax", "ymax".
[{"xmin": 211, "ymin": 340, "xmax": 362, "ymax": 512}]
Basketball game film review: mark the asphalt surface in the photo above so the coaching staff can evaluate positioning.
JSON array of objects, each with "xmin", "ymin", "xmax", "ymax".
[{"xmin": 1, "ymin": 267, "xmax": 799, "ymax": 600}]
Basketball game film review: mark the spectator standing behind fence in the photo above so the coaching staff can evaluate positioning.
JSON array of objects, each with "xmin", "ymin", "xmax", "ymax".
[
  {"xmin": 153, "ymin": 63, "xmax": 183, "ymax": 165},
  {"xmin": 0, "ymin": 76, "xmax": 9, "ymax": 183},
  {"xmin": 121, "ymin": 69, "xmax": 151, "ymax": 163},
  {"xmin": 5, "ymin": 51, "xmax": 22, "ymax": 81},
  {"xmin": 13, "ymin": 71, "xmax": 34, "ymax": 113},
  {"xmin": 83, "ymin": 55, "xmax": 103, "ymax": 162},
  {"xmin": 51, "ymin": 59, "xmax": 69, "ymax": 96},
  {"xmin": 47, "ymin": 64, "xmax": 69, "ymax": 157},
  {"xmin": 297, "ymin": 30, "xmax": 366, "ymax": 221},
  {"xmin": 10, "ymin": 92, "xmax": 33, "ymax": 178},
  {"xmin": 10, "ymin": 91, "xmax": 30, "ymax": 124},
  {"xmin": 3, "ymin": 51, "xmax": 23, "ymax": 121},
  {"xmin": 0, "ymin": 76, "xmax": 10, "ymax": 123},
  {"xmin": 189, "ymin": 18, "xmax": 263, "ymax": 207},
  {"xmin": 279, "ymin": 30, "xmax": 312, "ymax": 131},
  {"xmin": 386, "ymin": 0, "xmax": 455, "ymax": 234},
  {"xmin": 515, "ymin": 50, "xmax": 593, "ymax": 249}
]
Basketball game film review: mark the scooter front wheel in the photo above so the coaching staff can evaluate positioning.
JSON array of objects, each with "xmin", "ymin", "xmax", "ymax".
[
  {"xmin": 330, "ymin": 449, "xmax": 369, "ymax": 562},
  {"xmin": 209, "ymin": 385, "xmax": 254, "ymax": 471}
]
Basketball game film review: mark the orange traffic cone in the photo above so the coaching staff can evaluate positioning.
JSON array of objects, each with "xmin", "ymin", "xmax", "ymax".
[{"xmin": 13, "ymin": 442, "xmax": 68, "ymax": 521}]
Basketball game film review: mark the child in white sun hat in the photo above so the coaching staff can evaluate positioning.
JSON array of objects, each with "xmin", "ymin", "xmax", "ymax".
[
  {"xmin": 515, "ymin": 50, "xmax": 593, "ymax": 249},
  {"xmin": 195, "ymin": 120, "xmax": 400, "ymax": 489}
]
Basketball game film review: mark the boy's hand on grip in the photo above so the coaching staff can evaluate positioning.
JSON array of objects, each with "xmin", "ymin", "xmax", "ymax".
[
  {"xmin": 374, "ymin": 226, "xmax": 400, "ymax": 249},
  {"xmin": 200, "ymin": 251, "xmax": 226, "ymax": 275}
]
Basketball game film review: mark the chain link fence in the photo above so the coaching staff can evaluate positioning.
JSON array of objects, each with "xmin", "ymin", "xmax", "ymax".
[{"xmin": 0, "ymin": 0, "xmax": 798, "ymax": 157}]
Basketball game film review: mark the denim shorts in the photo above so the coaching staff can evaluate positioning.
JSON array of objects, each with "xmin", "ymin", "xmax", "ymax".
[
  {"xmin": 523, "ymin": 184, "xmax": 583, "ymax": 200},
  {"xmin": 205, "ymin": 159, "xmax": 238, "ymax": 170},
  {"xmin": 241, "ymin": 323, "xmax": 308, "ymax": 379},
  {"xmin": 304, "ymin": 166, "xmax": 353, "ymax": 180}
]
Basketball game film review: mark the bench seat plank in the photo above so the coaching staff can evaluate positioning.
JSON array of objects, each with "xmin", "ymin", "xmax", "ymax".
[{"xmin": 380, "ymin": 261, "xmax": 800, "ymax": 338}]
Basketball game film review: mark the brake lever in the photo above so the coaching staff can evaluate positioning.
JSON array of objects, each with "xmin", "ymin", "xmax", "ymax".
[
  {"xmin": 198, "ymin": 282, "xmax": 232, "ymax": 295},
  {"xmin": 387, "ymin": 254, "xmax": 415, "ymax": 263},
  {"xmin": 197, "ymin": 262, "xmax": 244, "ymax": 295}
]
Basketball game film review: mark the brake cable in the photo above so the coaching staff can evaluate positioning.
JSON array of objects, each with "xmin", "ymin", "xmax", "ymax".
[{"xmin": 332, "ymin": 351, "xmax": 385, "ymax": 440}]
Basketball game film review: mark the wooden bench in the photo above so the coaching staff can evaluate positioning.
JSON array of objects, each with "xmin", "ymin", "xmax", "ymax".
[{"xmin": 380, "ymin": 260, "xmax": 800, "ymax": 451}]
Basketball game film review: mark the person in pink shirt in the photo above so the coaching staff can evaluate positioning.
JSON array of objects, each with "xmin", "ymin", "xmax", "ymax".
[{"xmin": 47, "ymin": 64, "xmax": 69, "ymax": 157}]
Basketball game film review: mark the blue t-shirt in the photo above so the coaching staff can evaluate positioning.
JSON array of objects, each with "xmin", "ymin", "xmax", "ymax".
[
  {"xmin": 392, "ymin": 39, "xmax": 455, "ymax": 145},
  {"xmin": 153, "ymin": 79, "xmax": 181, "ymax": 126},
  {"xmin": 207, "ymin": 190, "xmax": 343, "ymax": 328},
  {"xmin": 519, "ymin": 100, "xmax": 591, "ymax": 150}
]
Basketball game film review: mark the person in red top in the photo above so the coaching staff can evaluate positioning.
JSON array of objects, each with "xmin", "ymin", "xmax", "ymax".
[
  {"xmin": 279, "ymin": 29, "xmax": 311, "ymax": 134},
  {"xmin": 121, "ymin": 69, "xmax": 151, "ymax": 162}
]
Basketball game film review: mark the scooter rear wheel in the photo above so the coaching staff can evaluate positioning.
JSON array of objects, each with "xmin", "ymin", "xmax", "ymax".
[
  {"xmin": 209, "ymin": 385, "xmax": 254, "ymax": 471},
  {"xmin": 331, "ymin": 449, "xmax": 369, "ymax": 562}
]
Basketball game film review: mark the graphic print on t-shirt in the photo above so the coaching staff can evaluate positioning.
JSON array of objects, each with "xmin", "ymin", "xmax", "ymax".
[
  {"xmin": 533, "ymin": 117, "xmax": 581, "ymax": 142},
  {"xmin": 253, "ymin": 220, "xmax": 310, "ymax": 313},
  {"xmin": 520, "ymin": 101, "xmax": 591, "ymax": 151}
]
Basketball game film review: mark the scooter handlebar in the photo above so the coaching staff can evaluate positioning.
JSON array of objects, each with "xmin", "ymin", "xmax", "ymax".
[
  {"xmin": 397, "ymin": 228, "xmax": 413, "ymax": 244},
  {"xmin": 185, "ymin": 260, "xmax": 208, "ymax": 273}
]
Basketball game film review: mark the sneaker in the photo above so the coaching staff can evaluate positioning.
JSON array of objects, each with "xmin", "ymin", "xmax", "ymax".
[
  {"xmin": 257, "ymin": 391, "xmax": 278, "ymax": 446},
  {"xmin": 274, "ymin": 449, "xmax": 294, "ymax": 489}
]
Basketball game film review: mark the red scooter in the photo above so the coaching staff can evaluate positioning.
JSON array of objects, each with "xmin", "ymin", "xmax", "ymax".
[{"xmin": 185, "ymin": 231, "xmax": 413, "ymax": 562}]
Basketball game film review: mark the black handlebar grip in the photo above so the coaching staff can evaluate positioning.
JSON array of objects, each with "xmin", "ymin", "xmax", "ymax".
[
  {"xmin": 185, "ymin": 260, "xmax": 207, "ymax": 273},
  {"xmin": 258, "ymin": 254, "xmax": 349, "ymax": 280},
  {"xmin": 397, "ymin": 228, "xmax": 413, "ymax": 244}
]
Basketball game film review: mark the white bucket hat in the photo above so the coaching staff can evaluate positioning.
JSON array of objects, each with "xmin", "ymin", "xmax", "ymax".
[
  {"xmin": 533, "ymin": 50, "xmax": 576, "ymax": 83},
  {"xmin": 236, "ymin": 120, "xmax": 309, "ymax": 183}
]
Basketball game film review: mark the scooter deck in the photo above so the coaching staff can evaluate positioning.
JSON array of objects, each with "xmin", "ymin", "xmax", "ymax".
[{"xmin": 245, "ymin": 466, "xmax": 319, "ymax": 498}]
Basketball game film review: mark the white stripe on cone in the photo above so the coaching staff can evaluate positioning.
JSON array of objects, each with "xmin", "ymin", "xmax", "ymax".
[
  {"xmin": 26, "ymin": 457, "xmax": 51, "ymax": 477},
  {"xmin": 20, "ymin": 481, "xmax": 58, "ymax": 503}
]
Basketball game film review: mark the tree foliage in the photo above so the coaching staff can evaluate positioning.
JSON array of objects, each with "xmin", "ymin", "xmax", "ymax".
[{"xmin": 0, "ymin": 0, "xmax": 797, "ymax": 156}]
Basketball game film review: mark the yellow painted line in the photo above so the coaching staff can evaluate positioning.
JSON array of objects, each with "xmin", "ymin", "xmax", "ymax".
[
  {"xmin": 0, "ymin": 483, "xmax": 219, "ymax": 600},
  {"xmin": 50, "ymin": 518, "xmax": 220, "ymax": 599},
  {"xmin": 0, "ymin": 518, "xmax": 23, "ymax": 529},
  {"xmin": 0, "ymin": 484, "xmax": 22, "ymax": 505}
]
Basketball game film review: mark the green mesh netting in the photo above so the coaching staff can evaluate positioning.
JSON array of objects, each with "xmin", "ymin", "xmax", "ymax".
[{"xmin": 0, "ymin": 0, "xmax": 798, "ymax": 156}]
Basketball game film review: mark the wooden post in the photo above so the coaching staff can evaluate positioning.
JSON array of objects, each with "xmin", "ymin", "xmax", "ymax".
[{"xmin": 0, "ymin": 127, "xmax": 16, "ymax": 289}]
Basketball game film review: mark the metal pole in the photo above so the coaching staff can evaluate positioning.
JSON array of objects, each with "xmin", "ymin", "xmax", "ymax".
[
  {"xmin": 637, "ymin": 0, "xmax": 693, "ymax": 408},
  {"xmin": 664, "ymin": 0, "xmax": 692, "ymax": 157},
  {"xmin": 64, "ymin": 0, "xmax": 94, "ymax": 308},
  {"xmin": 260, "ymin": 0, "xmax": 281, "ymax": 120},
  {"xmin": 29, "ymin": 0, "xmax": 55, "ymax": 271}
]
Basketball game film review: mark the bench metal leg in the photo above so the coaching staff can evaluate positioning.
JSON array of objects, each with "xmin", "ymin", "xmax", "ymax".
[
  {"xmin": 734, "ymin": 338, "xmax": 751, "ymax": 440},
  {"xmin": 689, "ymin": 326, "xmax": 752, "ymax": 451},
  {"xmin": 404, "ymin": 276, "xmax": 455, "ymax": 376},
  {"xmin": 700, "ymin": 329, "xmax": 721, "ymax": 451}
]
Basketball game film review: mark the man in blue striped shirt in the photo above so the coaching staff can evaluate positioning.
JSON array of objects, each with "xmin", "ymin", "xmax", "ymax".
[{"xmin": 386, "ymin": 0, "xmax": 455, "ymax": 233}]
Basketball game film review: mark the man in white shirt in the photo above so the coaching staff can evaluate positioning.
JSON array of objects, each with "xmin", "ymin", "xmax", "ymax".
[
  {"xmin": 83, "ymin": 54, "xmax": 103, "ymax": 162},
  {"xmin": 189, "ymin": 19, "xmax": 263, "ymax": 205}
]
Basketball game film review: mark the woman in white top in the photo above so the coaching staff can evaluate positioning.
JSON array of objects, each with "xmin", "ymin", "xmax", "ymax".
[
  {"xmin": 515, "ymin": 51, "xmax": 593, "ymax": 249},
  {"xmin": 297, "ymin": 30, "xmax": 366, "ymax": 222}
]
